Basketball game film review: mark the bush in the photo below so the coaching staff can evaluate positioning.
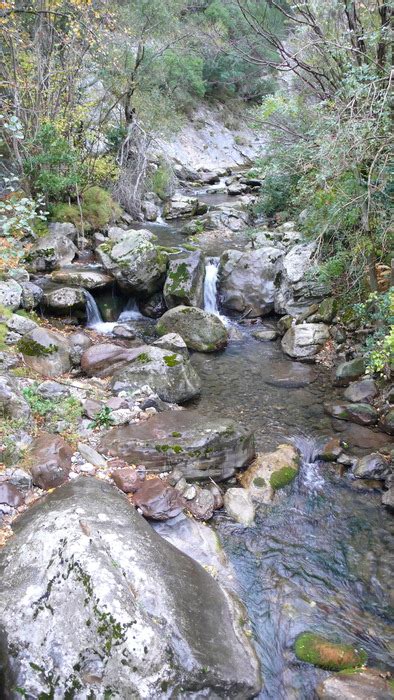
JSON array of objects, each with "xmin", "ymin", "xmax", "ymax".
[
  {"xmin": 148, "ymin": 163, "xmax": 174, "ymax": 200},
  {"xmin": 51, "ymin": 187, "xmax": 121, "ymax": 231},
  {"xmin": 354, "ymin": 289, "xmax": 394, "ymax": 379},
  {"xmin": 254, "ymin": 171, "xmax": 298, "ymax": 219}
]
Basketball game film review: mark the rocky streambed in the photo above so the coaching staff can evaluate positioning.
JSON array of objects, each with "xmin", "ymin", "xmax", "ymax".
[{"xmin": 0, "ymin": 175, "xmax": 393, "ymax": 699}]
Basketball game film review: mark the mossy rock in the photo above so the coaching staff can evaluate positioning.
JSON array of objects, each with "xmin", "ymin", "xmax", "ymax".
[
  {"xmin": 294, "ymin": 632, "xmax": 367, "ymax": 671},
  {"xmin": 270, "ymin": 466, "xmax": 298, "ymax": 490}
]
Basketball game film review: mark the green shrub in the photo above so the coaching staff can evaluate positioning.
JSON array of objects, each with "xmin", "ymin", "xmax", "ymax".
[
  {"xmin": 254, "ymin": 171, "xmax": 298, "ymax": 219},
  {"xmin": 51, "ymin": 187, "xmax": 121, "ymax": 231},
  {"xmin": 354, "ymin": 289, "xmax": 394, "ymax": 379},
  {"xmin": 148, "ymin": 163, "xmax": 174, "ymax": 200}
]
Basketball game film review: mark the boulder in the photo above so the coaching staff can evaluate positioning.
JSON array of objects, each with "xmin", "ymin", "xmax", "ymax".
[
  {"xmin": 28, "ymin": 433, "xmax": 73, "ymax": 489},
  {"xmin": 81, "ymin": 343, "xmax": 142, "ymax": 378},
  {"xmin": 156, "ymin": 306, "xmax": 228, "ymax": 352},
  {"xmin": 6, "ymin": 313, "xmax": 37, "ymax": 336},
  {"xmin": 324, "ymin": 402, "xmax": 378, "ymax": 426},
  {"xmin": 0, "ymin": 280, "xmax": 22, "ymax": 311},
  {"xmin": 316, "ymin": 668, "xmax": 394, "ymax": 700},
  {"xmin": 0, "ymin": 478, "xmax": 261, "ymax": 698},
  {"xmin": 219, "ymin": 247, "xmax": 283, "ymax": 317},
  {"xmin": 99, "ymin": 410, "xmax": 255, "ymax": 481},
  {"xmin": 334, "ymin": 357, "xmax": 365, "ymax": 387},
  {"xmin": 97, "ymin": 230, "xmax": 168, "ymax": 296},
  {"xmin": 139, "ymin": 291, "xmax": 167, "ymax": 318},
  {"xmin": 163, "ymin": 251, "xmax": 205, "ymax": 309},
  {"xmin": 239, "ymin": 444, "xmax": 300, "ymax": 503},
  {"xmin": 141, "ymin": 200, "xmax": 159, "ymax": 221},
  {"xmin": 0, "ymin": 374, "xmax": 31, "ymax": 421},
  {"xmin": 24, "ymin": 233, "xmax": 77, "ymax": 273},
  {"xmin": 18, "ymin": 327, "xmax": 71, "ymax": 377},
  {"xmin": 294, "ymin": 632, "xmax": 367, "ymax": 670},
  {"xmin": 281, "ymin": 323, "xmax": 330, "ymax": 360},
  {"xmin": 275, "ymin": 242, "xmax": 328, "ymax": 315},
  {"xmin": 51, "ymin": 267, "xmax": 113, "ymax": 289},
  {"xmin": 68, "ymin": 331, "xmax": 93, "ymax": 364},
  {"xmin": 343, "ymin": 378, "xmax": 378, "ymax": 403},
  {"xmin": 353, "ymin": 453, "xmax": 390, "ymax": 480},
  {"xmin": 110, "ymin": 345, "xmax": 201, "ymax": 404},
  {"xmin": 48, "ymin": 222, "xmax": 77, "ymax": 239},
  {"xmin": 264, "ymin": 362, "xmax": 317, "ymax": 388},
  {"xmin": 380, "ymin": 409, "xmax": 394, "ymax": 435},
  {"xmin": 43, "ymin": 286, "xmax": 86, "ymax": 313},
  {"xmin": 19, "ymin": 281, "xmax": 44, "ymax": 309},
  {"xmin": 224, "ymin": 488, "xmax": 255, "ymax": 526},
  {"xmin": 163, "ymin": 194, "xmax": 207, "ymax": 220}
]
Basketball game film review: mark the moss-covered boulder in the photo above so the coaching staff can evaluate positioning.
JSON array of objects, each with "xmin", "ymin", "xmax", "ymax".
[
  {"xmin": 97, "ymin": 229, "xmax": 168, "ymax": 296},
  {"xmin": 163, "ymin": 251, "xmax": 205, "ymax": 309},
  {"xmin": 239, "ymin": 444, "xmax": 300, "ymax": 503},
  {"xmin": 156, "ymin": 305, "xmax": 228, "ymax": 352},
  {"xmin": 18, "ymin": 327, "xmax": 71, "ymax": 377},
  {"xmin": 324, "ymin": 402, "xmax": 378, "ymax": 426},
  {"xmin": 294, "ymin": 632, "xmax": 367, "ymax": 671},
  {"xmin": 333, "ymin": 357, "xmax": 365, "ymax": 387}
]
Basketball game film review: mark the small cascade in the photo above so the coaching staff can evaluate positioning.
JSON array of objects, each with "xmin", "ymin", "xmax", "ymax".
[
  {"xmin": 291, "ymin": 435, "xmax": 325, "ymax": 492},
  {"xmin": 204, "ymin": 257, "xmax": 220, "ymax": 315},
  {"xmin": 84, "ymin": 291, "xmax": 103, "ymax": 327},
  {"xmin": 118, "ymin": 298, "xmax": 142, "ymax": 322}
]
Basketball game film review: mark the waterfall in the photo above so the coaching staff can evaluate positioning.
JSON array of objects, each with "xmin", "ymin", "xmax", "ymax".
[
  {"xmin": 85, "ymin": 291, "xmax": 103, "ymax": 327},
  {"xmin": 204, "ymin": 257, "xmax": 220, "ymax": 315},
  {"xmin": 118, "ymin": 298, "xmax": 142, "ymax": 322}
]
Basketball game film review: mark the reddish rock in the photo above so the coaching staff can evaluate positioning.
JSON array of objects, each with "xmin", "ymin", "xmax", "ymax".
[
  {"xmin": 0, "ymin": 483, "xmax": 24, "ymax": 508},
  {"xmin": 112, "ymin": 467, "xmax": 145, "ymax": 494},
  {"xmin": 207, "ymin": 482, "xmax": 224, "ymax": 510},
  {"xmin": 316, "ymin": 437, "xmax": 343, "ymax": 462},
  {"xmin": 187, "ymin": 488, "xmax": 215, "ymax": 521},
  {"xmin": 29, "ymin": 433, "xmax": 72, "ymax": 489},
  {"xmin": 106, "ymin": 396, "xmax": 128, "ymax": 410},
  {"xmin": 83, "ymin": 399, "xmax": 103, "ymax": 420},
  {"xmin": 132, "ymin": 478, "xmax": 184, "ymax": 520},
  {"xmin": 81, "ymin": 343, "xmax": 143, "ymax": 378}
]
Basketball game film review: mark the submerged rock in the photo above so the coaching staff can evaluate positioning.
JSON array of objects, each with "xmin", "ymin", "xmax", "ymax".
[
  {"xmin": 316, "ymin": 668, "xmax": 393, "ymax": 700},
  {"xmin": 219, "ymin": 247, "xmax": 283, "ymax": 317},
  {"xmin": 163, "ymin": 251, "xmax": 205, "ymax": 309},
  {"xmin": 156, "ymin": 305, "xmax": 228, "ymax": 352},
  {"xmin": 294, "ymin": 631, "xmax": 367, "ymax": 671},
  {"xmin": 281, "ymin": 323, "xmax": 330, "ymax": 360},
  {"xmin": 0, "ymin": 478, "xmax": 261, "ymax": 698},
  {"xmin": 99, "ymin": 410, "xmax": 255, "ymax": 481}
]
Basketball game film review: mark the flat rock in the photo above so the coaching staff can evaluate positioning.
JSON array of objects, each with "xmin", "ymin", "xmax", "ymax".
[
  {"xmin": 264, "ymin": 362, "xmax": 317, "ymax": 388},
  {"xmin": 99, "ymin": 410, "xmax": 255, "ymax": 481},
  {"xmin": 0, "ymin": 478, "xmax": 261, "ymax": 698},
  {"xmin": 51, "ymin": 267, "xmax": 113, "ymax": 289},
  {"xmin": 316, "ymin": 668, "xmax": 393, "ymax": 699}
]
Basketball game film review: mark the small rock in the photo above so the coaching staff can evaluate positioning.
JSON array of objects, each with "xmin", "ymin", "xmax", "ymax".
[
  {"xmin": 207, "ymin": 482, "xmax": 224, "ymax": 509},
  {"xmin": 333, "ymin": 357, "xmax": 365, "ymax": 387},
  {"xmin": 294, "ymin": 631, "xmax": 367, "ymax": 670},
  {"xmin": 83, "ymin": 399, "xmax": 103, "ymax": 420},
  {"xmin": 110, "ymin": 408, "xmax": 137, "ymax": 425},
  {"xmin": 37, "ymin": 380, "xmax": 70, "ymax": 400},
  {"xmin": 353, "ymin": 453, "xmax": 390, "ymax": 480},
  {"xmin": 380, "ymin": 408, "xmax": 394, "ymax": 436},
  {"xmin": 316, "ymin": 437, "xmax": 343, "ymax": 462},
  {"xmin": 224, "ymin": 488, "xmax": 255, "ymax": 526},
  {"xmin": 187, "ymin": 488, "xmax": 215, "ymax": 520},
  {"xmin": 252, "ymin": 330, "xmax": 278, "ymax": 342},
  {"xmin": 132, "ymin": 478, "xmax": 184, "ymax": 520},
  {"xmin": 324, "ymin": 402, "xmax": 378, "ymax": 426},
  {"xmin": 0, "ymin": 483, "xmax": 24, "ymax": 507},
  {"xmin": 77, "ymin": 443, "xmax": 107, "ymax": 468},
  {"xmin": 79, "ymin": 463, "xmax": 96, "ymax": 475},
  {"xmin": 111, "ymin": 467, "xmax": 145, "ymax": 493},
  {"xmin": 343, "ymin": 378, "xmax": 378, "ymax": 403}
]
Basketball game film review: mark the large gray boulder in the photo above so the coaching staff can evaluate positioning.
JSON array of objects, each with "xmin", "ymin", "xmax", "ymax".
[
  {"xmin": 18, "ymin": 327, "xmax": 71, "ymax": 377},
  {"xmin": 97, "ymin": 230, "xmax": 168, "ymax": 296},
  {"xmin": 156, "ymin": 306, "xmax": 228, "ymax": 352},
  {"xmin": 275, "ymin": 242, "xmax": 328, "ymax": 315},
  {"xmin": 281, "ymin": 323, "xmax": 330, "ymax": 360},
  {"xmin": 0, "ymin": 478, "xmax": 261, "ymax": 699},
  {"xmin": 219, "ymin": 247, "xmax": 283, "ymax": 317},
  {"xmin": 24, "ymin": 233, "xmax": 77, "ymax": 273},
  {"xmin": 19, "ymin": 281, "xmax": 44, "ymax": 310},
  {"xmin": 43, "ymin": 286, "xmax": 86, "ymax": 313},
  {"xmin": 163, "ymin": 252, "xmax": 205, "ymax": 309},
  {"xmin": 100, "ymin": 410, "xmax": 255, "ymax": 481},
  {"xmin": 0, "ymin": 280, "xmax": 22, "ymax": 311},
  {"xmin": 0, "ymin": 374, "xmax": 30, "ymax": 421},
  {"xmin": 163, "ymin": 194, "xmax": 207, "ymax": 220},
  {"xmin": 111, "ymin": 345, "xmax": 201, "ymax": 404},
  {"xmin": 51, "ymin": 267, "xmax": 113, "ymax": 289}
]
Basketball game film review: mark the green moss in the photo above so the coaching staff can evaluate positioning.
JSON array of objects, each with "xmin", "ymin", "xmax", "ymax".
[
  {"xmin": 98, "ymin": 240, "xmax": 115, "ymax": 255},
  {"xmin": 23, "ymin": 247, "xmax": 55, "ymax": 265},
  {"xmin": 0, "ymin": 323, "xmax": 8, "ymax": 350},
  {"xmin": 16, "ymin": 309, "xmax": 41, "ymax": 323},
  {"xmin": 17, "ymin": 337, "xmax": 58, "ymax": 357},
  {"xmin": 166, "ymin": 262, "xmax": 190, "ymax": 293},
  {"xmin": 164, "ymin": 353, "xmax": 181, "ymax": 367},
  {"xmin": 182, "ymin": 243, "xmax": 198, "ymax": 251},
  {"xmin": 270, "ymin": 466, "xmax": 298, "ymax": 490},
  {"xmin": 155, "ymin": 444, "xmax": 184, "ymax": 454},
  {"xmin": 172, "ymin": 431, "xmax": 181, "ymax": 437},
  {"xmin": 135, "ymin": 352, "xmax": 151, "ymax": 364},
  {"xmin": 294, "ymin": 632, "xmax": 367, "ymax": 671},
  {"xmin": 52, "ymin": 187, "xmax": 121, "ymax": 232},
  {"xmin": 253, "ymin": 477, "xmax": 266, "ymax": 487},
  {"xmin": 0, "ymin": 304, "xmax": 13, "ymax": 320}
]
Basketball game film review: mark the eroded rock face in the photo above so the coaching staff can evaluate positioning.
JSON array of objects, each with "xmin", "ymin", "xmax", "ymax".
[
  {"xmin": 275, "ymin": 242, "xmax": 328, "ymax": 315},
  {"xmin": 281, "ymin": 324, "xmax": 330, "ymax": 360},
  {"xmin": 163, "ymin": 252, "xmax": 205, "ymax": 309},
  {"xmin": 19, "ymin": 327, "xmax": 71, "ymax": 377},
  {"xmin": 24, "ymin": 233, "xmax": 77, "ymax": 273},
  {"xmin": 0, "ymin": 478, "xmax": 261, "ymax": 699},
  {"xmin": 100, "ymin": 410, "xmax": 255, "ymax": 481},
  {"xmin": 219, "ymin": 247, "xmax": 283, "ymax": 317},
  {"xmin": 156, "ymin": 305, "xmax": 228, "ymax": 352},
  {"xmin": 97, "ymin": 230, "xmax": 168, "ymax": 296}
]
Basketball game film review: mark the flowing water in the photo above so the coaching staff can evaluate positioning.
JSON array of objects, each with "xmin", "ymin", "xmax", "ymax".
[{"xmin": 86, "ymin": 197, "xmax": 394, "ymax": 697}]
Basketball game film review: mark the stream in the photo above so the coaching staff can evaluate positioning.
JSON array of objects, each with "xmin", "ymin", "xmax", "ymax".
[{"xmin": 85, "ymin": 191, "xmax": 394, "ymax": 698}]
